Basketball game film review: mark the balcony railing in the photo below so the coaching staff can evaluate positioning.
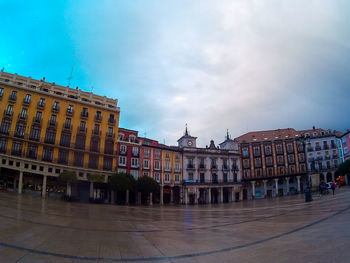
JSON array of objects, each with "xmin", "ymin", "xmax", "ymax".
[
  {"xmin": 315, "ymin": 146, "xmax": 322, "ymax": 151},
  {"xmin": 108, "ymin": 118, "xmax": 115, "ymax": 125},
  {"xmin": 187, "ymin": 164, "xmax": 195, "ymax": 169},
  {"xmin": 253, "ymin": 152, "xmax": 261, "ymax": 157},
  {"xmin": 223, "ymin": 164, "xmax": 229, "ymax": 170},
  {"xmin": 307, "ymin": 147, "xmax": 314, "ymax": 152},
  {"xmin": 23, "ymin": 99, "xmax": 31, "ymax": 105},
  {"xmin": 80, "ymin": 112, "xmax": 89, "ymax": 119},
  {"xmin": 323, "ymin": 145, "xmax": 329, "ymax": 150},
  {"xmin": 33, "ymin": 116, "xmax": 42, "ymax": 124},
  {"xmin": 37, "ymin": 101, "xmax": 45, "ymax": 109},
  {"xmin": 95, "ymin": 115, "xmax": 102, "ymax": 122},
  {"xmin": 132, "ymin": 151, "xmax": 139, "ymax": 157},
  {"xmin": 63, "ymin": 123, "xmax": 73, "ymax": 131},
  {"xmin": 92, "ymin": 129, "xmax": 101, "ymax": 136},
  {"xmin": 119, "ymin": 149, "xmax": 127, "ymax": 155},
  {"xmin": 331, "ymin": 144, "xmax": 337, "ymax": 149},
  {"xmin": 48, "ymin": 120, "xmax": 57, "ymax": 128},
  {"xmin": 66, "ymin": 109, "xmax": 74, "ymax": 116},
  {"xmin": 8, "ymin": 94, "xmax": 17, "ymax": 102},
  {"xmin": 52, "ymin": 106, "xmax": 60, "ymax": 112},
  {"xmin": 3, "ymin": 110, "xmax": 13, "ymax": 117},
  {"xmin": 18, "ymin": 113, "xmax": 27, "ymax": 121},
  {"xmin": 106, "ymin": 132, "xmax": 115, "ymax": 138},
  {"xmin": 211, "ymin": 164, "xmax": 218, "ymax": 170},
  {"xmin": 77, "ymin": 126, "xmax": 87, "ymax": 133}
]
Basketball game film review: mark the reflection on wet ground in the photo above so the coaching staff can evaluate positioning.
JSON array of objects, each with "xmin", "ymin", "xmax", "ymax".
[{"xmin": 0, "ymin": 188, "xmax": 350, "ymax": 262}]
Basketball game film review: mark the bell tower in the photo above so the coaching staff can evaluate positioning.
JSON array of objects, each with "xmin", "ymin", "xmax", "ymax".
[{"xmin": 177, "ymin": 124, "xmax": 197, "ymax": 148}]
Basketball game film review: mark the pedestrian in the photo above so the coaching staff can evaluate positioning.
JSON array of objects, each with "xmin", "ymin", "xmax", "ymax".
[{"xmin": 331, "ymin": 181, "xmax": 336, "ymax": 195}]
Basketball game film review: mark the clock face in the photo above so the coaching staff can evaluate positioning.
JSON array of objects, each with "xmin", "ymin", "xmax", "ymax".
[{"xmin": 187, "ymin": 140, "xmax": 193, "ymax": 146}]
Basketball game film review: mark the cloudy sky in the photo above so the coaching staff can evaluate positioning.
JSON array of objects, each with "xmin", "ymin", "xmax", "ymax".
[{"xmin": 1, "ymin": 0, "xmax": 350, "ymax": 146}]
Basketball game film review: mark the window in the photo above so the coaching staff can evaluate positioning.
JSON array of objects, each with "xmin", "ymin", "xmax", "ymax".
[
  {"xmin": 0, "ymin": 88, "xmax": 3, "ymax": 97},
  {"xmin": 108, "ymin": 114, "xmax": 115, "ymax": 124},
  {"xmin": 75, "ymin": 134, "xmax": 86, "ymax": 149},
  {"xmin": 129, "ymin": 135, "xmax": 136, "ymax": 142},
  {"xmin": 64, "ymin": 118, "xmax": 71, "ymax": 129},
  {"xmin": 49, "ymin": 115, "xmax": 57, "ymax": 125},
  {"xmin": 175, "ymin": 174, "xmax": 180, "ymax": 182},
  {"xmin": 155, "ymin": 173, "xmax": 160, "ymax": 182},
  {"xmin": 11, "ymin": 141, "xmax": 22, "ymax": 156},
  {"xmin": 119, "ymin": 156, "xmax": 126, "ymax": 166},
  {"xmin": 24, "ymin": 94, "xmax": 31, "ymax": 104},
  {"xmin": 254, "ymin": 147, "xmax": 260, "ymax": 156},
  {"xmin": 188, "ymin": 173, "xmax": 193, "ymax": 181},
  {"xmin": 104, "ymin": 140, "xmax": 114, "ymax": 154},
  {"xmin": 60, "ymin": 132, "xmax": 71, "ymax": 147},
  {"xmin": 29, "ymin": 125, "xmax": 41, "ymax": 141},
  {"xmin": 144, "ymin": 149, "xmax": 150, "ymax": 158},
  {"xmin": 38, "ymin": 98, "xmax": 45, "ymax": 107},
  {"xmin": 10, "ymin": 90, "xmax": 17, "ymax": 101},
  {"xmin": 79, "ymin": 121, "xmax": 86, "ymax": 131},
  {"xmin": 131, "ymin": 158, "xmax": 139, "ymax": 167},
  {"xmin": 58, "ymin": 150, "xmax": 68, "ymax": 164},
  {"xmin": 132, "ymin": 147, "xmax": 138, "ymax": 156},
  {"xmin": 103, "ymin": 157, "xmax": 113, "ymax": 170},
  {"xmin": 155, "ymin": 150, "xmax": 161, "ymax": 159},
  {"xmin": 287, "ymin": 144, "xmax": 293, "ymax": 153},
  {"xmin": 0, "ymin": 138, "xmax": 7, "ymax": 153},
  {"xmin": 265, "ymin": 146, "xmax": 271, "ymax": 155},
  {"xmin": 88, "ymin": 154, "xmax": 99, "ymax": 169},
  {"xmin": 67, "ymin": 104, "xmax": 74, "ymax": 114},
  {"xmin": 44, "ymin": 129, "xmax": 56, "ymax": 144},
  {"xmin": 175, "ymin": 154, "xmax": 179, "ymax": 161},
  {"xmin": 254, "ymin": 158, "xmax": 261, "ymax": 167},
  {"xmin": 276, "ymin": 145, "xmax": 283, "ymax": 154},
  {"xmin": 95, "ymin": 111, "xmax": 102, "ymax": 121},
  {"xmin": 130, "ymin": 170, "xmax": 139, "ymax": 179},
  {"xmin": 5, "ymin": 105, "xmax": 13, "ymax": 116},
  {"xmin": 166, "ymin": 152, "xmax": 170, "ymax": 159},
  {"xmin": 81, "ymin": 107, "xmax": 88, "ymax": 117},
  {"xmin": 35, "ymin": 111, "xmax": 42, "ymax": 122},
  {"xmin": 27, "ymin": 144, "xmax": 38, "ymax": 159},
  {"xmin": 107, "ymin": 127, "xmax": 113, "ymax": 136},
  {"xmin": 243, "ymin": 159, "xmax": 250, "ymax": 169},
  {"xmin": 0, "ymin": 119, "xmax": 11, "ymax": 135},
  {"xmin": 93, "ymin": 124, "xmax": 100, "ymax": 134},
  {"xmin": 74, "ymin": 152, "xmax": 84, "ymax": 167},
  {"xmin": 288, "ymin": 155, "xmax": 295, "ymax": 163},
  {"xmin": 42, "ymin": 147, "xmax": 53, "ymax": 162},
  {"xmin": 90, "ymin": 138, "xmax": 100, "ymax": 152},
  {"xmin": 165, "ymin": 161, "xmax": 171, "ymax": 170},
  {"xmin": 154, "ymin": 160, "xmax": 160, "ymax": 170},
  {"xmin": 143, "ymin": 159, "xmax": 149, "ymax": 169},
  {"xmin": 266, "ymin": 157, "xmax": 273, "ymax": 166},
  {"xmin": 277, "ymin": 156, "xmax": 284, "ymax": 165},
  {"xmin": 223, "ymin": 173, "xmax": 228, "ymax": 182},
  {"xmin": 14, "ymin": 122, "xmax": 26, "ymax": 138},
  {"xmin": 52, "ymin": 101, "xmax": 60, "ymax": 111},
  {"xmin": 243, "ymin": 148, "xmax": 249, "ymax": 157},
  {"xmin": 120, "ymin": 145, "xmax": 127, "ymax": 153},
  {"xmin": 19, "ymin": 108, "xmax": 27, "ymax": 119},
  {"xmin": 175, "ymin": 162, "xmax": 180, "ymax": 171},
  {"xmin": 165, "ymin": 174, "xmax": 170, "ymax": 182},
  {"xmin": 244, "ymin": 170, "xmax": 250, "ymax": 177}
]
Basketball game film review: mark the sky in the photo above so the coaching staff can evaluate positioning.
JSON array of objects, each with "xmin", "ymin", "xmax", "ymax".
[{"xmin": 1, "ymin": 0, "xmax": 350, "ymax": 147}]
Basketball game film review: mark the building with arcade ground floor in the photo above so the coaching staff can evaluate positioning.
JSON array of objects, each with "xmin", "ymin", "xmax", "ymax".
[{"xmin": 0, "ymin": 71, "xmax": 120, "ymax": 201}]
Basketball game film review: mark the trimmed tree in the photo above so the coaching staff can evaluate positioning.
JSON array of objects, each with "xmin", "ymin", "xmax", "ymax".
[
  {"xmin": 136, "ymin": 176, "xmax": 160, "ymax": 205},
  {"xmin": 108, "ymin": 173, "xmax": 136, "ymax": 204},
  {"xmin": 58, "ymin": 170, "xmax": 77, "ymax": 198},
  {"xmin": 336, "ymin": 160, "xmax": 350, "ymax": 182}
]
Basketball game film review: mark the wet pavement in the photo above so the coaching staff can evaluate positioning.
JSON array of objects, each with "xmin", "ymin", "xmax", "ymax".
[{"xmin": 0, "ymin": 188, "xmax": 350, "ymax": 263}]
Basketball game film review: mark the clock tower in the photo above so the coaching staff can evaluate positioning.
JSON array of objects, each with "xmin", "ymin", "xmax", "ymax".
[{"xmin": 177, "ymin": 124, "xmax": 197, "ymax": 148}]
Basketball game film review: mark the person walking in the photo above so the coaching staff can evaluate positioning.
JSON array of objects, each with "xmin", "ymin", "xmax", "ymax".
[{"xmin": 331, "ymin": 181, "xmax": 336, "ymax": 195}]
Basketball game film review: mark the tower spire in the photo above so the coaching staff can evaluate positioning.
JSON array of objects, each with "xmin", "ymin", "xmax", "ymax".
[
  {"xmin": 226, "ymin": 129, "xmax": 229, "ymax": 140},
  {"xmin": 185, "ymin": 123, "xmax": 189, "ymax": 136}
]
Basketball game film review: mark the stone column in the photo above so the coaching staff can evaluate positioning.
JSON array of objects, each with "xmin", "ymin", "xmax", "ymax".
[
  {"xmin": 274, "ymin": 178, "xmax": 279, "ymax": 197},
  {"xmin": 220, "ymin": 187, "xmax": 223, "ymax": 203},
  {"xmin": 251, "ymin": 181, "xmax": 256, "ymax": 199},
  {"xmin": 160, "ymin": 185, "xmax": 164, "ymax": 205},
  {"xmin": 149, "ymin": 192, "xmax": 153, "ymax": 205},
  {"xmin": 42, "ymin": 175, "xmax": 47, "ymax": 199},
  {"xmin": 67, "ymin": 182, "xmax": 72, "ymax": 197},
  {"xmin": 231, "ymin": 187, "xmax": 234, "ymax": 202},
  {"xmin": 263, "ymin": 180, "xmax": 267, "ymax": 198},
  {"xmin": 89, "ymin": 182, "xmax": 94, "ymax": 199},
  {"xmin": 184, "ymin": 188, "xmax": 188, "ymax": 204},
  {"xmin": 332, "ymin": 172, "xmax": 335, "ymax": 182},
  {"xmin": 239, "ymin": 189, "xmax": 243, "ymax": 201},
  {"xmin": 18, "ymin": 171, "xmax": 23, "ymax": 194},
  {"xmin": 126, "ymin": 190, "xmax": 129, "ymax": 205},
  {"xmin": 111, "ymin": 190, "xmax": 115, "ymax": 204},
  {"xmin": 297, "ymin": 176, "xmax": 301, "ymax": 193},
  {"xmin": 208, "ymin": 188, "xmax": 211, "ymax": 204},
  {"xmin": 195, "ymin": 188, "xmax": 199, "ymax": 204},
  {"xmin": 170, "ymin": 188, "xmax": 174, "ymax": 203},
  {"xmin": 137, "ymin": 192, "xmax": 141, "ymax": 205},
  {"xmin": 13, "ymin": 176, "xmax": 17, "ymax": 191},
  {"xmin": 285, "ymin": 177, "xmax": 290, "ymax": 195}
]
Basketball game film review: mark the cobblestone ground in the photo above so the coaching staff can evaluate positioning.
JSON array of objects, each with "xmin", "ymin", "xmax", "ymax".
[{"xmin": 0, "ymin": 187, "xmax": 350, "ymax": 263}]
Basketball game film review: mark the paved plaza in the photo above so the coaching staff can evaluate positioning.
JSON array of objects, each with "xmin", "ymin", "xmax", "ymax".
[{"xmin": 0, "ymin": 188, "xmax": 350, "ymax": 263}]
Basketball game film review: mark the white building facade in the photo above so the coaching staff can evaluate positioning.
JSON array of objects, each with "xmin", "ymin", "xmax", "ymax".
[{"xmin": 179, "ymin": 129, "xmax": 242, "ymax": 204}]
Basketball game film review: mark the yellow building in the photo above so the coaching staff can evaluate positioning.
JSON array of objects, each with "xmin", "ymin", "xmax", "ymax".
[
  {"xmin": 0, "ymin": 70, "xmax": 120, "ymax": 200},
  {"xmin": 160, "ymin": 145, "xmax": 182, "ymax": 204}
]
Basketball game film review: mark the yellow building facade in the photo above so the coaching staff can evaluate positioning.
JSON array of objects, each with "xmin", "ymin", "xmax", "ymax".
[
  {"xmin": 0, "ymin": 71, "xmax": 120, "ymax": 198},
  {"xmin": 160, "ymin": 145, "xmax": 182, "ymax": 204}
]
